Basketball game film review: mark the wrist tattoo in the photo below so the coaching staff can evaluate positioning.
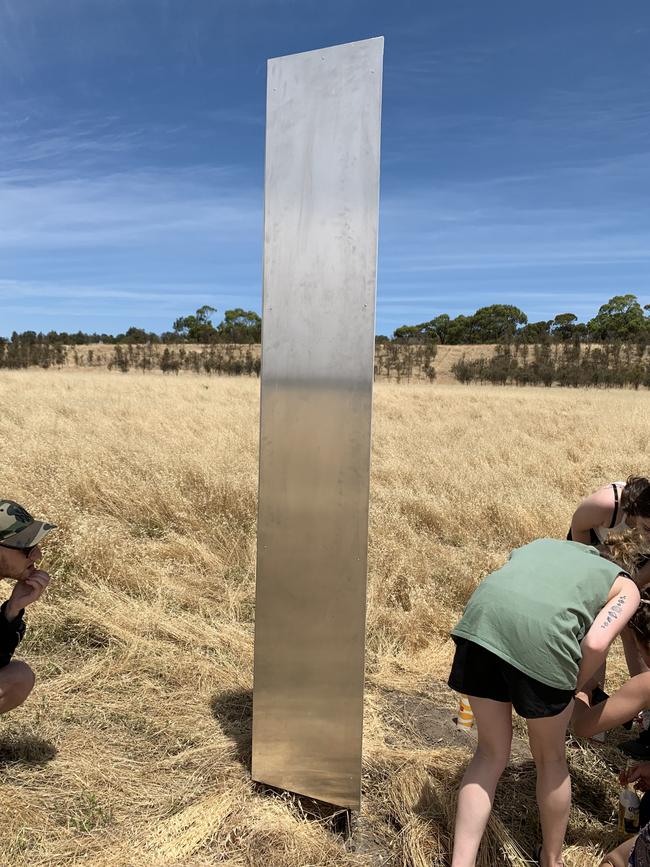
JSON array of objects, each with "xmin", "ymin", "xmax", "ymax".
[{"xmin": 600, "ymin": 595, "xmax": 627, "ymax": 629}]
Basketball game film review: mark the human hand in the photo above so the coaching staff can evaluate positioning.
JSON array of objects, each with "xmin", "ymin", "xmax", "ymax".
[
  {"xmin": 5, "ymin": 570, "xmax": 51, "ymax": 621},
  {"xmin": 620, "ymin": 761, "xmax": 650, "ymax": 790}
]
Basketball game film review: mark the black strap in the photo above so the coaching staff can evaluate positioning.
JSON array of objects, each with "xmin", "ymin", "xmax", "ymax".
[{"xmin": 609, "ymin": 483, "xmax": 620, "ymax": 529}]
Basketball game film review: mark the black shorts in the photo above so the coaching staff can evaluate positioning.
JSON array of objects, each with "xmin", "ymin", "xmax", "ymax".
[{"xmin": 448, "ymin": 637, "xmax": 575, "ymax": 719}]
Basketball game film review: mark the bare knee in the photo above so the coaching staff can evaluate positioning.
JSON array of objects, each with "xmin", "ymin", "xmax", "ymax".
[
  {"xmin": 529, "ymin": 742, "xmax": 567, "ymax": 767},
  {"xmin": 475, "ymin": 740, "xmax": 511, "ymax": 770},
  {"xmin": 528, "ymin": 727, "xmax": 567, "ymax": 766},
  {"xmin": 0, "ymin": 660, "xmax": 35, "ymax": 711},
  {"xmin": 527, "ymin": 704, "xmax": 573, "ymax": 766}
]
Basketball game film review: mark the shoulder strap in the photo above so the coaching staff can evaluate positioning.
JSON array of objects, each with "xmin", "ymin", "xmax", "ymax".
[{"xmin": 609, "ymin": 483, "xmax": 620, "ymax": 529}]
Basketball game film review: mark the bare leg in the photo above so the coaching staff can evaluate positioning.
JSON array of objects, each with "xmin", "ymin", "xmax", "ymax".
[
  {"xmin": 622, "ymin": 626, "xmax": 649, "ymax": 678},
  {"xmin": 600, "ymin": 836, "xmax": 636, "ymax": 867},
  {"xmin": 0, "ymin": 660, "xmax": 35, "ymax": 714},
  {"xmin": 527, "ymin": 702, "xmax": 574, "ymax": 867},
  {"xmin": 451, "ymin": 697, "xmax": 513, "ymax": 867}
]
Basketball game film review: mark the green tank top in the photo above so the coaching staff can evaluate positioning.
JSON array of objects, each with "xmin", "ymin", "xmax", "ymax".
[{"xmin": 451, "ymin": 539, "xmax": 626, "ymax": 690}]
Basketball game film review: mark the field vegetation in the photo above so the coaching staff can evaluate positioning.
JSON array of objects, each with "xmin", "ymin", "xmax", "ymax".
[
  {"xmin": 0, "ymin": 338, "xmax": 439, "ymax": 382},
  {"xmin": 5, "ymin": 338, "xmax": 650, "ymax": 389},
  {"xmin": 451, "ymin": 342, "xmax": 650, "ymax": 388},
  {"xmin": 1, "ymin": 370, "xmax": 648, "ymax": 866}
]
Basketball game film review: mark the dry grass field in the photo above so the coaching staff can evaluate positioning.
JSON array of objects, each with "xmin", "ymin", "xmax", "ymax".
[
  {"xmin": 54, "ymin": 341, "xmax": 493, "ymax": 383},
  {"xmin": 1, "ymin": 370, "xmax": 649, "ymax": 866}
]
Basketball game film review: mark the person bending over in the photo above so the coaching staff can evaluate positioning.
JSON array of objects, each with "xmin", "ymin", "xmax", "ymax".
[
  {"xmin": 573, "ymin": 593, "xmax": 650, "ymax": 867},
  {"xmin": 570, "ymin": 479, "xmax": 650, "ymax": 753},
  {"xmin": 569, "ymin": 476, "xmax": 650, "ymax": 588},
  {"xmin": 448, "ymin": 538, "xmax": 638, "ymax": 867},
  {"xmin": 0, "ymin": 500, "xmax": 56, "ymax": 714}
]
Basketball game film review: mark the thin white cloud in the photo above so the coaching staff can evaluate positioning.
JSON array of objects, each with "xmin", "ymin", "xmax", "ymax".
[
  {"xmin": 0, "ymin": 112, "xmax": 260, "ymax": 250},
  {"xmin": 0, "ymin": 279, "xmax": 244, "ymax": 303},
  {"xmin": 378, "ymin": 143, "xmax": 650, "ymax": 279},
  {"xmin": 0, "ymin": 114, "xmax": 212, "ymax": 174},
  {"xmin": 0, "ymin": 164, "xmax": 259, "ymax": 248}
]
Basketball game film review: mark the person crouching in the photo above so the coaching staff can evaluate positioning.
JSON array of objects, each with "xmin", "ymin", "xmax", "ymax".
[{"xmin": 0, "ymin": 499, "xmax": 56, "ymax": 714}]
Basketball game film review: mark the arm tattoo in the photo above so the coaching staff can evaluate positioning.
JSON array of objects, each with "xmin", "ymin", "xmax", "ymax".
[{"xmin": 600, "ymin": 595, "xmax": 627, "ymax": 629}]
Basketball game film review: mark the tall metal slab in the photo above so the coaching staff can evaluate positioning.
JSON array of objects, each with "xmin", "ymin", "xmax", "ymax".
[{"xmin": 252, "ymin": 37, "xmax": 383, "ymax": 810}]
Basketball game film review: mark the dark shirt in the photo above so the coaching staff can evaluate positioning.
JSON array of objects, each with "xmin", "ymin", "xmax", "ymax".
[{"xmin": 0, "ymin": 601, "xmax": 26, "ymax": 667}]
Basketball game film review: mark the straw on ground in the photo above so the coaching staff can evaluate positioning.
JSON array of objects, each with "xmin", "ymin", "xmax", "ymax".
[{"xmin": 0, "ymin": 370, "xmax": 645, "ymax": 866}]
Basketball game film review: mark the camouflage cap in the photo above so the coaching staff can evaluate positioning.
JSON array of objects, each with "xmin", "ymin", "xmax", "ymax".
[{"xmin": 0, "ymin": 500, "xmax": 57, "ymax": 549}]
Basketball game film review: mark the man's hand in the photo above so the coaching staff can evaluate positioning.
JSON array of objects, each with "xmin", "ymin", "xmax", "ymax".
[
  {"xmin": 621, "ymin": 761, "xmax": 650, "ymax": 791},
  {"xmin": 4, "ymin": 570, "xmax": 50, "ymax": 622}
]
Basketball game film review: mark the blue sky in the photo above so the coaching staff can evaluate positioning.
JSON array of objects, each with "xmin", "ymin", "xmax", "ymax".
[{"xmin": 1, "ymin": 0, "xmax": 649, "ymax": 337}]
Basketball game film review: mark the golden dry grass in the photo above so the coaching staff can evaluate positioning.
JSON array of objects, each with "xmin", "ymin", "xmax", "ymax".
[
  {"xmin": 58, "ymin": 341, "xmax": 495, "ymax": 383},
  {"xmin": 1, "ymin": 370, "xmax": 648, "ymax": 866}
]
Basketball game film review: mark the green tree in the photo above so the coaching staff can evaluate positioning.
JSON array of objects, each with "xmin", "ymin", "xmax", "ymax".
[
  {"xmin": 393, "ymin": 324, "xmax": 427, "ymax": 344},
  {"xmin": 516, "ymin": 320, "xmax": 552, "ymax": 344},
  {"xmin": 587, "ymin": 294, "xmax": 646, "ymax": 342},
  {"xmin": 467, "ymin": 305, "xmax": 528, "ymax": 343},
  {"xmin": 173, "ymin": 306, "xmax": 218, "ymax": 342},
  {"xmin": 445, "ymin": 314, "xmax": 474, "ymax": 344},
  {"xmin": 118, "ymin": 326, "xmax": 149, "ymax": 344},
  {"xmin": 424, "ymin": 314, "xmax": 452, "ymax": 343},
  {"xmin": 215, "ymin": 309, "xmax": 261, "ymax": 343},
  {"xmin": 550, "ymin": 313, "xmax": 579, "ymax": 341}
]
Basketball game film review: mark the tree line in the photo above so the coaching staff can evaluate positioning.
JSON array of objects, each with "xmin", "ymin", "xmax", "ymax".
[
  {"xmin": 109, "ymin": 345, "xmax": 261, "ymax": 377},
  {"xmin": 452, "ymin": 342, "xmax": 650, "ymax": 389},
  {"xmin": 0, "ymin": 340, "xmax": 436, "ymax": 382},
  {"xmin": 0, "ymin": 340, "xmax": 435, "ymax": 382},
  {"xmin": 4, "ymin": 325, "xmax": 650, "ymax": 389},
  {"xmin": 2, "ymin": 294, "xmax": 649, "ymax": 348},
  {"xmin": 384, "ymin": 294, "xmax": 650, "ymax": 345},
  {"xmin": 0, "ymin": 306, "xmax": 261, "ymax": 347}
]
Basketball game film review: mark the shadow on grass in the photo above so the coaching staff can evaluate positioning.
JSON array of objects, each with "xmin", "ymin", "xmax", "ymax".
[
  {"xmin": 210, "ymin": 688, "xmax": 253, "ymax": 769},
  {"xmin": 254, "ymin": 781, "xmax": 353, "ymax": 836},
  {"xmin": 0, "ymin": 734, "xmax": 57, "ymax": 767},
  {"xmin": 209, "ymin": 689, "xmax": 356, "ymax": 838},
  {"xmin": 409, "ymin": 752, "xmax": 617, "ymax": 862}
]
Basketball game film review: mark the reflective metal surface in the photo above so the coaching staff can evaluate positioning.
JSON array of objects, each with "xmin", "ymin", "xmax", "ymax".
[{"xmin": 252, "ymin": 37, "xmax": 383, "ymax": 810}]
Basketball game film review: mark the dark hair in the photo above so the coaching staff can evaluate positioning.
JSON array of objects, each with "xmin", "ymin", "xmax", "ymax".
[
  {"xmin": 629, "ymin": 588, "xmax": 650, "ymax": 645},
  {"xmin": 621, "ymin": 476, "xmax": 650, "ymax": 519}
]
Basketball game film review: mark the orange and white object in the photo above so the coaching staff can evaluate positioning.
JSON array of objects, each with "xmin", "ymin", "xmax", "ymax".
[{"xmin": 456, "ymin": 695, "xmax": 474, "ymax": 731}]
